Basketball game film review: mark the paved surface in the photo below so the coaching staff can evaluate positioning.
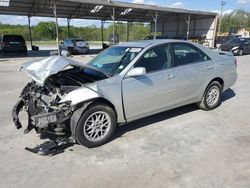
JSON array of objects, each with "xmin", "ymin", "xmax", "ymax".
[{"xmin": 0, "ymin": 52, "xmax": 249, "ymax": 188}]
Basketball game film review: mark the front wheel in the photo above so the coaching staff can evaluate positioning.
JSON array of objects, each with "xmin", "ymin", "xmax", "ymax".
[
  {"xmin": 238, "ymin": 49, "xmax": 243, "ymax": 56},
  {"xmin": 75, "ymin": 103, "xmax": 117, "ymax": 148},
  {"xmin": 197, "ymin": 81, "xmax": 222, "ymax": 110}
]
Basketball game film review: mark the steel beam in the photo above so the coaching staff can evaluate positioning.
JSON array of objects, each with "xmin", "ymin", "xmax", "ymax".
[
  {"xmin": 67, "ymin": 18, "xmax": 71, "ymax": 38},
  {"xmin": 153, "ymin": 11, "xmax": 158, "ymax": 39},
  {"xmin": 27, "ymin": 16, "xmax": 33, "ymax": 50},
  {"xmin": 101, "ymin": 20, "xmax": 105, "ymax": 48},
  {"xmin": 184, "ymin": 14, "xmax": 190, "ymax": 40},
  {"xmin": 126, "ymin": 21, "xmax": 129, "ymax": 42},
  {"xmin": 111, "ymin": 7, "xmax": 116, "ymax": 45},
  {"xmin": 53, "ymin": 0, "xmax": 60, "ymax": 54}
]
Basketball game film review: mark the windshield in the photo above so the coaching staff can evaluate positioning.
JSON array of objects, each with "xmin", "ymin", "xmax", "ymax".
[
  {"xmin": 87, "ymin": 46, "xmax": 142, "ymax": 76},
  {"xmin": 227, "ymin": 38, "xmax": 245, "ymax": 44}
]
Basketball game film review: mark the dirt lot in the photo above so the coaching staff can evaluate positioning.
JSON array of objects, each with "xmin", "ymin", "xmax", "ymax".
[{"xmin": 0, "ymin": 52, "xmax": 249, "ymax": 188}]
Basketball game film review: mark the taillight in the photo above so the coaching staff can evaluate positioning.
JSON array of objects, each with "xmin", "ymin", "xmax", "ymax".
[{"xmin": 235, "ymin": 58, "xmax": 237, "ymax": 68}]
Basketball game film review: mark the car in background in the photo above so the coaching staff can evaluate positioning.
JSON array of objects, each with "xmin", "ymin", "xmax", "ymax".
[
  {"xmin": 59, "ymin": 38, "xmax": 89, "ymax": 55},
  {"xmin": 215, "ymin": 36, "xmax": 229, "ymax": 47},
  {"xmin": 220, "ymin": 38, "xmax": 250, "ymax": 56},
  {"xmin": 13, "ymin": 40, "xmax": 237, "ymax": 150},
  {"xmin": 0, "ymin": 35, "xmax": 27, "ymax": 55},
  {"xmin": 215, "ymin": 35, "xmax": 240, "ymax": 48}
]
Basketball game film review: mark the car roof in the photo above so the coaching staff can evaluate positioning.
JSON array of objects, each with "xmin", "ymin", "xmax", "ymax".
[{"xmin": 116, "ymin": 39, "xmax": 187, "ymax": 48}]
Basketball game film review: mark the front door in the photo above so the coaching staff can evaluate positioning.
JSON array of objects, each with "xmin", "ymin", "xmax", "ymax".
[{"xmin": 122, "ymin": 44, "xmax": 176, "ymax": 121}]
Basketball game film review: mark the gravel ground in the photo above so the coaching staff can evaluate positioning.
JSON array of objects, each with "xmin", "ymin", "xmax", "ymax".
[{"xmin": 0, "ymin": 52, "xmax": 249, "ymax": 188}]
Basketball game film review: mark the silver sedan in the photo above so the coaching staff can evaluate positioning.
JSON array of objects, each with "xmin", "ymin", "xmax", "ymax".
[{"xmin": 13, "ymin": 40, "xmax": 237, "ymax": 149}]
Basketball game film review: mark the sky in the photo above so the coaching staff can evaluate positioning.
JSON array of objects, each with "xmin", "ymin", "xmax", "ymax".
[{"xmin": 0, "ymin": 0, "xmax": 249, "ymax": 27}]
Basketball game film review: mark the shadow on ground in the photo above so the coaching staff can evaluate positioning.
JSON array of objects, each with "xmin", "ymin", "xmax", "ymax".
[{"xmin": 114, "ymin": 88, "xmax": 236, "ymax": 140}]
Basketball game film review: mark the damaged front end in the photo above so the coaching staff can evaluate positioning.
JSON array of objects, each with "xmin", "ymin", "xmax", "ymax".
[
  {"xmin": 12, "ymin": 80, "xmax": 75, "ymax": 155},
  {"xmin": 12, "ymin": 81, "xmax": 74, "ymax": 134},
  {"xmin": 11, "ymin": 56, "xmax": 106, "ymax": 155}
]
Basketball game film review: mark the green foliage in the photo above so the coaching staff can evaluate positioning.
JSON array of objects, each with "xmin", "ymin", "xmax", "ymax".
[
  {"xmin": 220, "ymin": 9, "xmax": 250, "ymax": 33},
  {"xmin": 0, "ymin": 21, "xmax": 150, "ymax": 42}
]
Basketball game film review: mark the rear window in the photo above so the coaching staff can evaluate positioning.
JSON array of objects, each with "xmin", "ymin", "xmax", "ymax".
[
  {"xmin": 3, "ymin": 35, "xmax": 25, "ymax": 43},
  {"xmin": 227, "ymin": 38, "xmax": 245, "ymax": 44}
]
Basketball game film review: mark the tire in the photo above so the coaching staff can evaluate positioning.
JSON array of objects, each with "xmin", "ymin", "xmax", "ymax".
[
  {"xmin": 75, "ymin": 102, "xmax": 117, "ymax": 148},
  {"xmin": 197, "ymin": 81, "xmax": 222, "ymax": 111},
  {"xmin": 238, "ymin": 49, "xmax": 243, "ymax": 56}
]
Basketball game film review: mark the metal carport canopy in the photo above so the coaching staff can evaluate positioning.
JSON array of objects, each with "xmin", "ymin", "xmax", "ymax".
[{"xmin": 0, "ymin": 0, "xmax": 217, "ymax": 22}]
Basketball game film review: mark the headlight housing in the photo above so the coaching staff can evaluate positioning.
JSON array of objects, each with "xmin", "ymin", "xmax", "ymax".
[{"xmin": 232, "ymin": 46, "xmax": 239, "ymax": 51}]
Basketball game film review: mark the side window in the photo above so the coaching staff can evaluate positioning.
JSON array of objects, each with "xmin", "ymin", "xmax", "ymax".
[
  {"xmin": 64, "ymin": 40, "xmax": 69, "ymax": 46},
  {"xmin": 134, "ymin": 44, "xmax": 173, "ymax": 73},
  {"xmin": 245, "ymin": 39, "xmax": 250, "ymax": 45},
  {"xmin": 172, "ymin": 43, "xmax": 210, "ymax": 67}
]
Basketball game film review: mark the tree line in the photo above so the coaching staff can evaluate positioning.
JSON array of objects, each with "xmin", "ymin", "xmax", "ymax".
[
  {"xmin": 220, "ymin": 9, "xmax": 250, "ymax": 33},
  {"xmin": 0, "ymin": 21, "xmax": 150, "ymax": 42}
]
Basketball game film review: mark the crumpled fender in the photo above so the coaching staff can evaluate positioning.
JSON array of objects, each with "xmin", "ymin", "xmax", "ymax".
[
  {"xmin": 60, "ymin": 85, "xmax": 102, "ymax": 105},
  {"xmin": 69, "ymin": 102, "xmax": 92, "ymax": 142}
]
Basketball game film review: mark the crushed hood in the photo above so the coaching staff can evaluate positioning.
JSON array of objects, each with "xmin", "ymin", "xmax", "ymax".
[{"xmin": 20, "ymin": 56, "xmax": 85, "ymax": 85}]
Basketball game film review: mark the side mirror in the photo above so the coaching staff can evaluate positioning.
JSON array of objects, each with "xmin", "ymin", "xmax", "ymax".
[
  {"xmin": 60, "ymin": 41, "xmax": 64, "ymax": 45},
  {"xmin": 61, "ymin": 50, "xmax": 71, "ymax": 57},
  {"xmin": 126, "ymin": 67, "xmax": 146, "ymax": 78}
]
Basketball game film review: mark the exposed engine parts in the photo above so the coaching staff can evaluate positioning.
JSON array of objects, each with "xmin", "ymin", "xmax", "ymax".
[{"xmin": 12, "ymin": 81, "xmax": 74, "ymax": 134}]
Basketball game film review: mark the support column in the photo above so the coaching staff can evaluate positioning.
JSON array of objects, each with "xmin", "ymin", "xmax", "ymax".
[
  {"xmin": 112, "ymin": 7, "xmax": 116, "ymax": 45},
  {"xmin": 184, "ymin": 14, "xmax": 190, "ymax": 40},
  {"xmin": 101, "ymin": 20, "xmax": 105, "ymax": 48},
  {"xmin": 28, "ymin": 16, "xmax": 33, "ymax": 50},
  {"xmin": 212, "ymin": 16, "xmax": 219, "ymax": 48},
  {"xmin": 126, "ymin": 21, "xmax": 129, "ymax": 42},
  {"xmin": 53, "ymin": 0, "xmax": 60, "ymax": 54},
  {"xmin": 153, "ymin": 11, "xmax": 158, "ymax": 39},
  {"xmin": 67, "ymin": 18, "xmax": 71, "ymax": 38},
  {"xmin": 187, "ymin": 14, "xmax": 190, "ymax": 40},
  {"xmin": 149, "ymin": 22, "xmax": 152, "ymax": 36}
]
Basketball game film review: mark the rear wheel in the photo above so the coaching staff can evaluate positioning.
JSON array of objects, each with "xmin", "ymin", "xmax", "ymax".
[
  {"xmin": 75, "ymin": 103, "xmax": 117, "ymax": 148},
  {"xmin": 198, "ymin": 81, "xmax": 222, "ymax": 110}
]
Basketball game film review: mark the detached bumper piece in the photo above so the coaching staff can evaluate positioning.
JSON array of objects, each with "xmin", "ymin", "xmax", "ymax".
[
  {"xmin": 12, "ymin": 99, "xmax": 25, "ymax": 129},
  {"xmin": 25, "ymin": 137, "xmax": 74, "ymax": 156}
]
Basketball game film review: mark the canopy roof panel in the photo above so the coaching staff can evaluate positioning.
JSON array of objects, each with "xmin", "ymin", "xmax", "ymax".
[{"xmin": 0, "ymin": 0, "xmax": 217, "ymax": 22}]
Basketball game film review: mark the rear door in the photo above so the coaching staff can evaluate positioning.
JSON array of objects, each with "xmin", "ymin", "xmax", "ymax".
[
  {"xmin": 122, "ymin": 44, "xmax": 176, "ymax": 121},
  {"xmin": 170, "ymin": 42, "xmax": 214, "ymax": 106}
]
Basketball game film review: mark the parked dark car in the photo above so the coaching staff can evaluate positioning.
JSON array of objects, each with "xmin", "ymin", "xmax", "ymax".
[
  {"xmin": 0, "ymin": 35, "xmax": 27, "ymax": 55},
  {"xmin": 215, "ymin": 35, "xmax": 240, "ymax": 48},
  {"xmin": 220, "ymin": 38, "xmax": 250, "ymax": 56},
  {"xmin": 59, "ymin": 38, "xmax": 89, "ymax": 55}
]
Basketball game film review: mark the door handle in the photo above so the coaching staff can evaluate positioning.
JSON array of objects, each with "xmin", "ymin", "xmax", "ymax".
[
  {"xmin": 206, "ymin": 65, "xmax": 213, "ymax": 70},
  {"xmin": 167, "ymin": 74, "xmax": 175, "ymax": 80}
]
